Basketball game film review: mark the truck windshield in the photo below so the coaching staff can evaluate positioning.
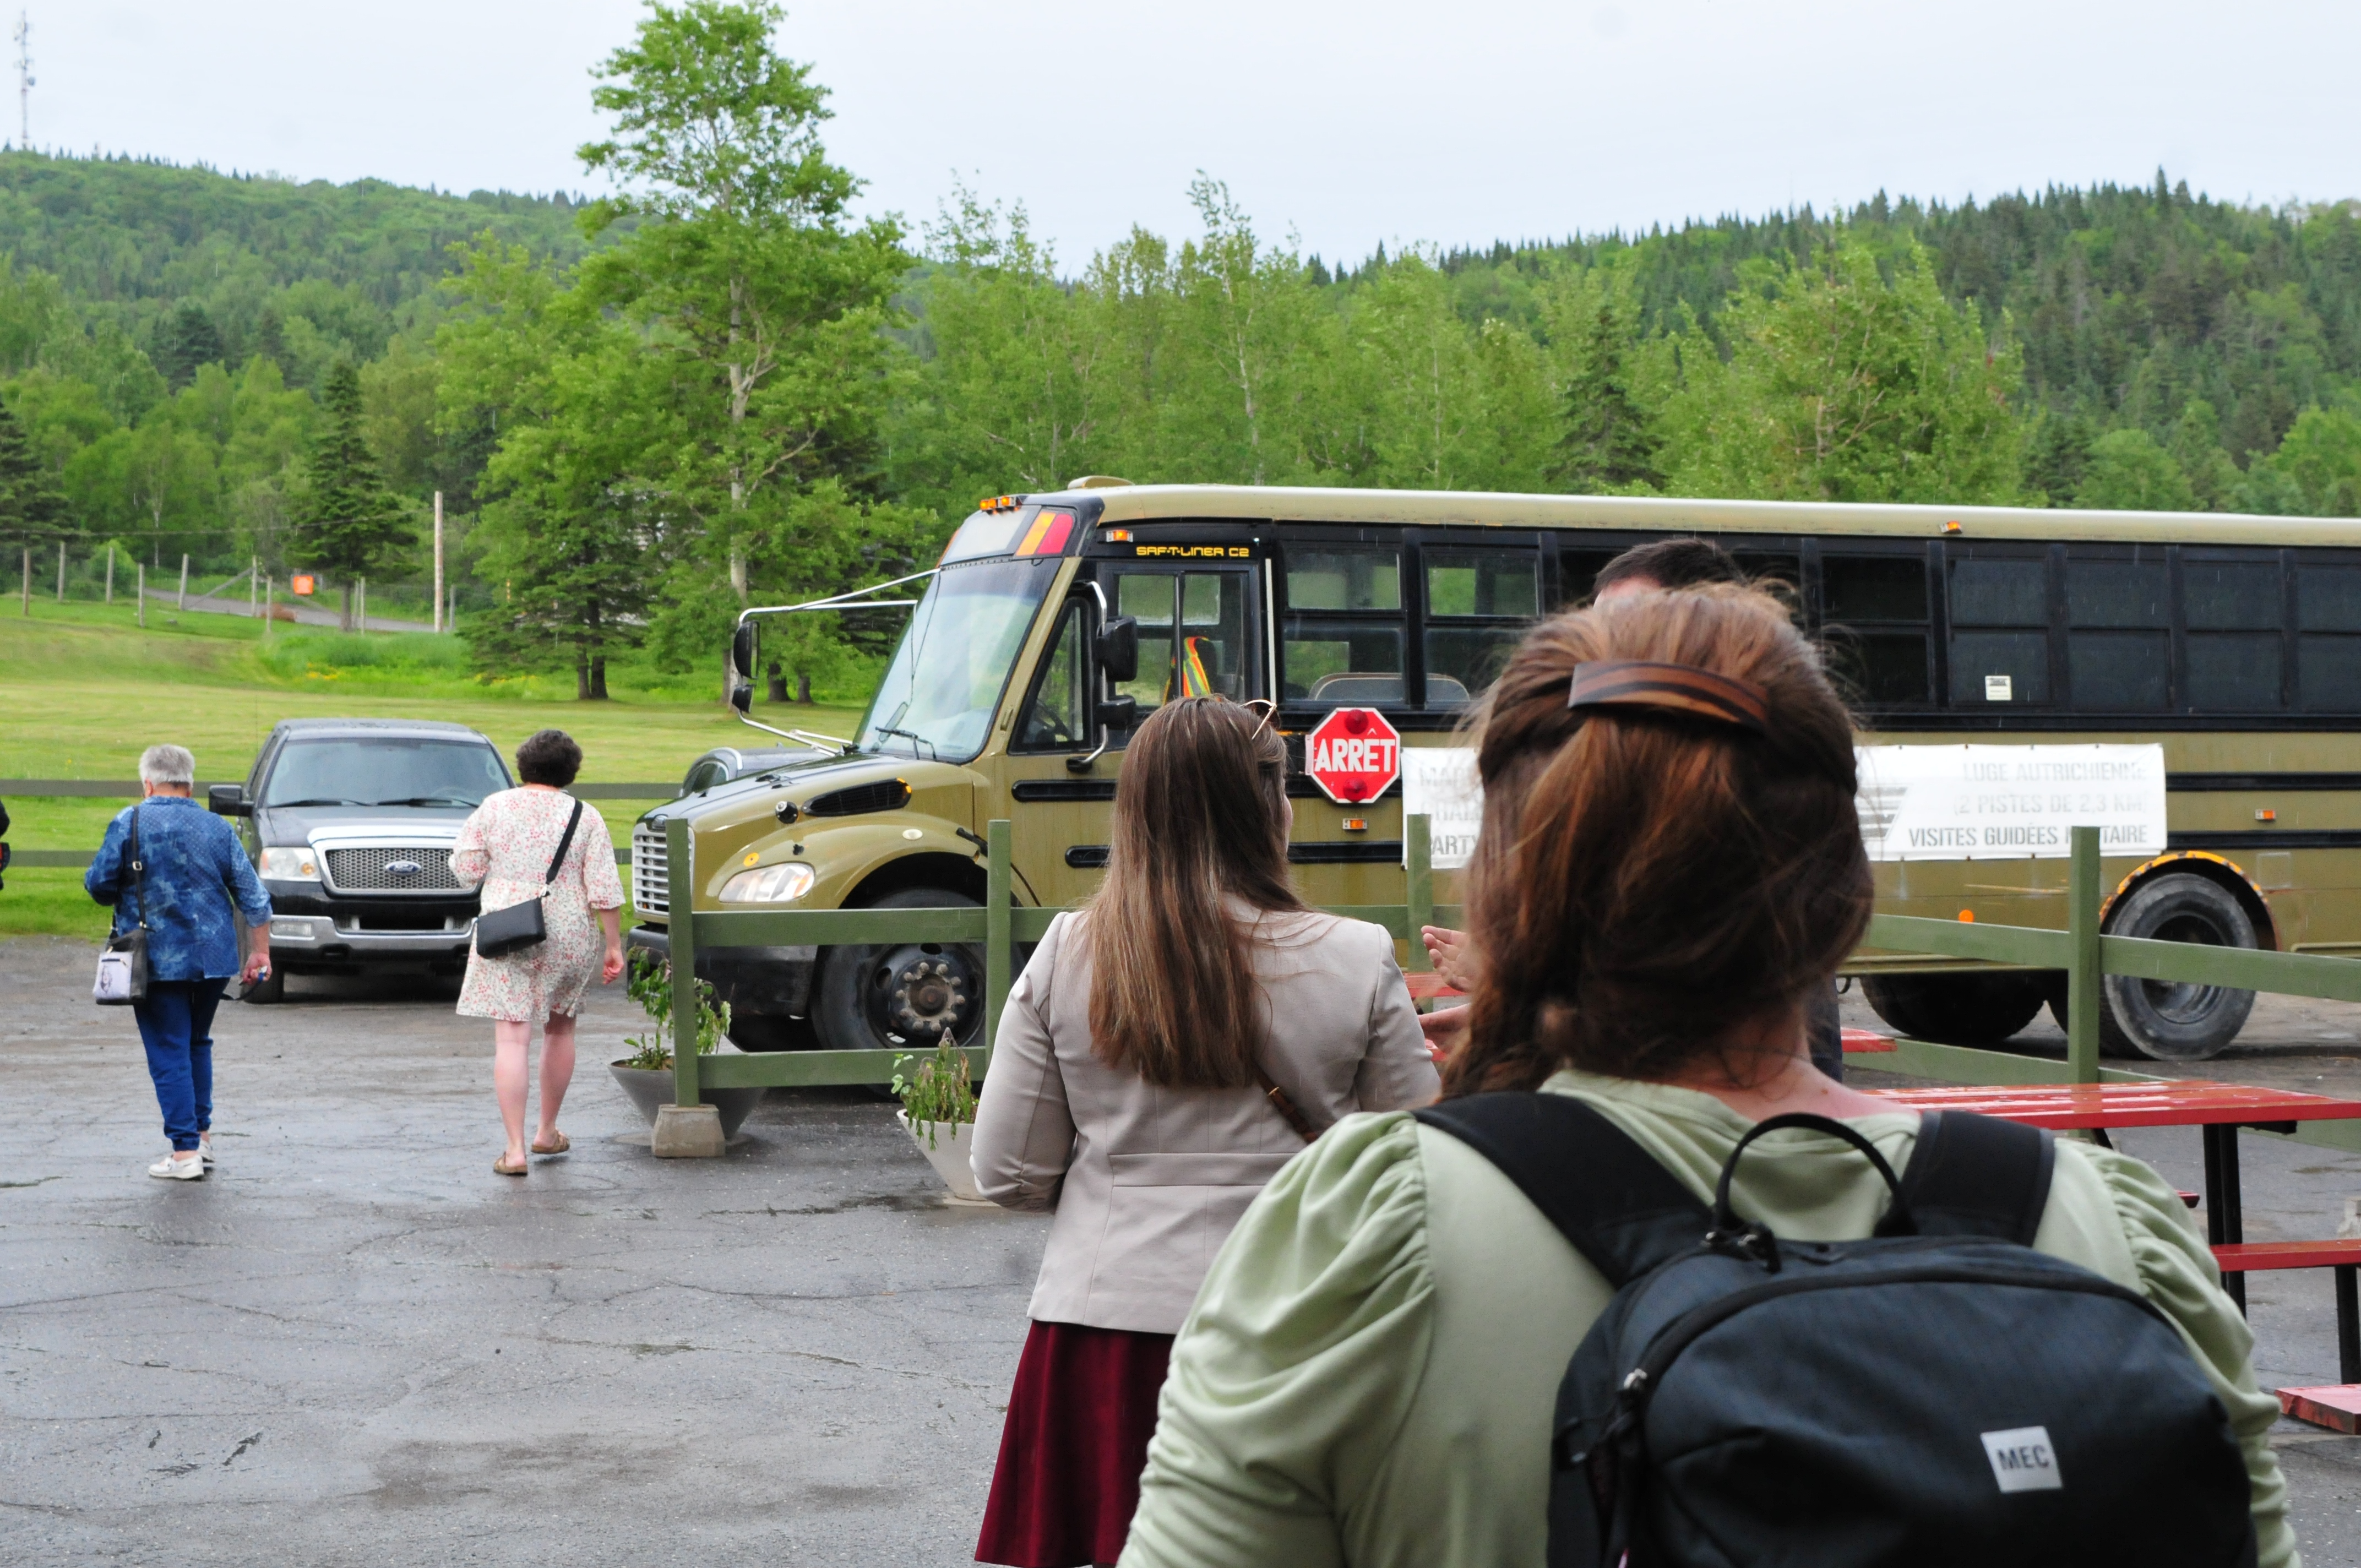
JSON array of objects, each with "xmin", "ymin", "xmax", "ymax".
[
  {"xmin": 858, "ymin": 558, "xmax": 1058, "ymax": 762},
  {"xmin": 262, "ymin": 740, "xmax": 512, "ymax": 809}
]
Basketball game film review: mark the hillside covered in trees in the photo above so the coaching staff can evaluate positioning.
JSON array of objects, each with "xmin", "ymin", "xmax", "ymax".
[{"xmin": 0, "ymin": 0, "xmax": 2355, "ymax": 698}]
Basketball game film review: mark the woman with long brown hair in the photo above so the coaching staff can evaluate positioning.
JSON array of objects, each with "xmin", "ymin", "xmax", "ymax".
[
  {"xmin": 971, "ymin": 696, "xmax": 1437, "ymax": 1568},
  {"xmin": 1118, "ymin": 587, "xmax": 2294, "ymax": 1566}
]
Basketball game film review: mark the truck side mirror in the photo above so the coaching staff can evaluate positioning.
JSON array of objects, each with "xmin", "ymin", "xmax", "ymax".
[
  {"xmin": 208, "ymin": 784, "xmax": 252, "ymax": 818},
  {"xmin": 728, "ymin": 679, "xmax": 753, "ymax": 716},
  {"xmin": 731, "ymin": 620, "xmax": 759, "ymax": 679},
  {"xmin": 1095, "ymin": 615, "xmax": 1139, "ymax": 684},
  {"xmin": 1097, "ymin": 694, "xmax": 1139, "ymax": 732}
]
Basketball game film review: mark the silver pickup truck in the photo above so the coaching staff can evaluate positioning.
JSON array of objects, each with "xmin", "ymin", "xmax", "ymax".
[{"xmin": 208, "ymin": 718, "xmax": 510, "ymax": 1001}]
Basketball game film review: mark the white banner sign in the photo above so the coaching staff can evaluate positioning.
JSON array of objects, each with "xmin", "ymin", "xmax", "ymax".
[
  {"xmin": 1389, "ymin": 742, "xmax": 2166, "ymax": 871},
  {"xmin": 1401, "ymin": 747, "xmax": 1483, "ymax": 870},
  {"xmin": 1854, "ymin": 744, "xmax": 2167, "ymax": 862}
]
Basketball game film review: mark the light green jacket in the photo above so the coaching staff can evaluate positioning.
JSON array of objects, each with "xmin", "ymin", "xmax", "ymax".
[{"xmin": 1122, "ymin": 1072, "xmax": 2297, "ymax": 1568}]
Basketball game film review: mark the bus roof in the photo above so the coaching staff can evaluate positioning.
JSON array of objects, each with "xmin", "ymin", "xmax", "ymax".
[{"xmin": 1059, "ymin": 483, "xmax": 2361, "ymax": 549}]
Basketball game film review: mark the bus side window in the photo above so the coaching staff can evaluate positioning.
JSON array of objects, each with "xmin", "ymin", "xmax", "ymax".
[
  {"xmin": 2065, "ymin": 556, "xmax": 2169, "ymax": 711},
  {"xmin": 1283, "ymin": 545, "xmax": 1406, "ymax": 705},
  {"xmin": 1947, "ymin": 554, "xmax": 2050, "ymax": 705},
  {"xmin": 1821, "ymin": 553, "xmax": 1932, "ymax": 706},
  {"xmin": 1016, "ymin": 603, "xmax": 1087, "ymax": 750},
  {"xmin": 1424, "ymin": 547, "xmax": 1539, "ymax": 707},
  {"xmin": 1116, "ymin": 573, "xmax": 1178, "ymax": 717},
  {"xmin": 2184, "ymin": 555, "xmax": 2283, "ymax": 711},
  {"xmin": 2298, "ymin": 564, "xmax": 2361, "ymax": 713}
]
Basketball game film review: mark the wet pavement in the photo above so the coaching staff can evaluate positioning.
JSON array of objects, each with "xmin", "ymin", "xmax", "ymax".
[
  {"xmin": 9, "ymin": 935, "xmax": 2361, "ymax": 1563},
  {"xmin": 0, "ymin": 938, "xmax": 1046, "ymax": 1566}
]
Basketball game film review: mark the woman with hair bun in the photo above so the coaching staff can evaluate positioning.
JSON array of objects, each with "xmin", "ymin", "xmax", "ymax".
[
  {"xmin": 971, "ymin": 695, "xmax": 1437, "ymax": 1568},
  {"xmin": 1120, "ymin": 587, "xmax": 2294, "ymax": 1567},
  {"xmin": 452, "ymin": 728, "xmax": 625, "ymax": 1176}
]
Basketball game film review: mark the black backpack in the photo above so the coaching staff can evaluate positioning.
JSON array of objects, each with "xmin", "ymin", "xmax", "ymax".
[{"xmin": 1415, "ymin": 1093, "xmax": 2257, "ymax": 1568}]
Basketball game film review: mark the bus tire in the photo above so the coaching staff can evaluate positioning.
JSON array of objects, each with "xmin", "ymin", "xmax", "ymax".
[
  {"xmin": 1859, "ymin": 973, "xmax": 2047, "ymax": 1044},
  {"xmin": 812, "ymin": 888, "xmax": 987, "ymax": 1062},
  {"xmin": 2098, "ymin": 873, "xmax": 2257, "ymax": 1062}
]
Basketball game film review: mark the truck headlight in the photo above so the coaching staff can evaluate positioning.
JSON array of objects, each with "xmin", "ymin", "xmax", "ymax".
[
  {"xmin": 719, "ymin": 862, "xmax": 814, "ymax": 903},
  {"xmin": 258, "ymin": 846, "xmax": 320, "ymax": 881}
]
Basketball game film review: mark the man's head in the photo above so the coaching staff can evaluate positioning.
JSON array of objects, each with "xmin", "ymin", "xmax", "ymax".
[
  {"xmin": 1592, "ymin": 537, "xmax": 1747, "ymax": 602},
  {"xmin": 138, "ymin": 744, "xmax": 195, "ymax": 798}
]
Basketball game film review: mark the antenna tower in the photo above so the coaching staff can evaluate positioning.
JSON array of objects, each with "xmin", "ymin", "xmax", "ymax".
[{"xmin": 10, "ymin": 13, "xmax": 26, "ymax": 150}]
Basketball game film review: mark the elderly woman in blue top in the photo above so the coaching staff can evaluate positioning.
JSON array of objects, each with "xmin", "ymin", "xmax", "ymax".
[{"xmin": 86, "ymin": 744, "xmax": 272, "ymax": 1181}]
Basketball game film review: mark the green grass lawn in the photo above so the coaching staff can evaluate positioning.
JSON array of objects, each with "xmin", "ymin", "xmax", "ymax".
[{"xmin": 0, "ymin": 598, "xmax": 869, "ymax": 938}]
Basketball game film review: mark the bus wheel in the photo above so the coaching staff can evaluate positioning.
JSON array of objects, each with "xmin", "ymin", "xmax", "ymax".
[
  {"xmin": 812, "ymin": 888, "xmax": 987, "ymax": 1060},
  {"xmin": 2099, "ymin": 873, "xmax": 2257, "ymax": 1061},
  {"xmin": 1859, "ymin": 973, "xmax": 2047, "ymax": 1044}
]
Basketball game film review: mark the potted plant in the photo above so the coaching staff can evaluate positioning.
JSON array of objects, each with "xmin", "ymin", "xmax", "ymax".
[
  {"xmin": 892, "ymin": 1038, "xmax": 987, "ymax": 1203},
  {"xmin": 608, "ymin": 953, "xmax": 766, "ymax": 1141}
]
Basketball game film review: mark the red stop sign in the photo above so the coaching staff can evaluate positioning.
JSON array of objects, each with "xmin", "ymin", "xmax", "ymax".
[{"xmin": 1304, "ymin": 707, "xmax": 1402, "ymax": 804}]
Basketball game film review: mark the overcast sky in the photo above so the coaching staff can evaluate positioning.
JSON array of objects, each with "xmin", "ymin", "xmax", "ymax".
[{"xmin": 36, "ymin": 1, "xmax": 2361, "ymax": 269}]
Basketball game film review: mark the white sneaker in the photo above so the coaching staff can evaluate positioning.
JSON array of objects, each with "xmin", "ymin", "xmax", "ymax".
[
  {"xmin": 147, "ymin": 1153, "xmax": 206, "ymax": 1181},
  {"xmin": 198, "ymin": 1135, "xmax": 216, "ymax": 1168}
]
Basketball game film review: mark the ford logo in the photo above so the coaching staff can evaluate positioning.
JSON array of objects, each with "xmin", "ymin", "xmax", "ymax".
[{"xmin": 386, "ymin": 860, "xmax": 423, "ymax": 876}]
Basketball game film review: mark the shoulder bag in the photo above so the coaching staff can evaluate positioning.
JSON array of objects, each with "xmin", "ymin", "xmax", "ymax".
[
  {"xmin": 93, "ymin": 803, "xmax": 151, "ymax": 1006},
  {"xmin": 473, "ymin": 797, "xmax": 585, "ymax": 960}
]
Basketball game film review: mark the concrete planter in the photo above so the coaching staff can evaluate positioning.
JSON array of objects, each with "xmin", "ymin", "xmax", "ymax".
[
  {"xmin": 897, "ymin": 1110, "xmax": 989, "ymax": 1203},
  {"xmin": 609, "ymin": 1061, "xmax": 765, "ymax": 1141}
]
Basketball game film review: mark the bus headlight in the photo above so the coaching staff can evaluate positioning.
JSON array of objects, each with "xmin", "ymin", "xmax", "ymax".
[
  {"xmin": 719, "ymin": 862, "xmax": 815, "ymax": 903},
  {"xmin": 258, "ymin": 846, "xmax": 320, "ymax": 881}
]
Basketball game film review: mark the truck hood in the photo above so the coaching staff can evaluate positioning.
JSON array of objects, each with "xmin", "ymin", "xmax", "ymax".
[{"xmin": 257, "ymin": 804, "xmax": 473, "ymax": 848}]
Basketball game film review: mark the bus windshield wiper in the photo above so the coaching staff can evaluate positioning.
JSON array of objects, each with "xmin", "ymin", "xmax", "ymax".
[{"xmin": 872, "ymin": 725, "xmax": 938, "ymax": 760}]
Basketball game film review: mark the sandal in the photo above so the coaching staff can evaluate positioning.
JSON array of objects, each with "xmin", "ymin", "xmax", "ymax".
[
  {"xmin": 493, "ymin": 1153, "xmax": 529, "ymax": 1177},
  {"xmin": 531, "ymin": 1133, "xmax": 570, "ymax": 1156}
]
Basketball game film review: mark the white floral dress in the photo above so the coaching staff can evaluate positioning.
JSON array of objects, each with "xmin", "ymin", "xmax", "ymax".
[{"xmin": 451, "ymin": 788, "xmax": 624, "ymax": 1022}]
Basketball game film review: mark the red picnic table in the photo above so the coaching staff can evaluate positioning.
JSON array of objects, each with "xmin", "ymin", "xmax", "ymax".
[{"xmin": 1866, "ymin": 1080, "xmax": 2361, "ymax": 1416}]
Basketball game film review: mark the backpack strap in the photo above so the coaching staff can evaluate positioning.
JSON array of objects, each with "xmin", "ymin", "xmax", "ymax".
[
  {"xmin": 1414, "ymin": 1093, "xmax": 1709, "ymax": 1287},
  {"xmin": 1875, "ymin": 1109, "xmax": 2056, "ymax": 1245}
]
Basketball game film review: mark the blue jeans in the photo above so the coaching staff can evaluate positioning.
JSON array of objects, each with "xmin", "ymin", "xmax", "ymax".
[{"xmin": 133, "ymin": 979, "xmax": 228, "ymax": 1151}]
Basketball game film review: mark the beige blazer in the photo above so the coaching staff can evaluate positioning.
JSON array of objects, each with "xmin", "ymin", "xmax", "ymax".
[{"xmin": 970, "ymin": 906, "xmax": 1438, "ymax": 1335}]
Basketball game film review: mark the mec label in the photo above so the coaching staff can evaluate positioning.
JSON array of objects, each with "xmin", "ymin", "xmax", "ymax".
[{"xmin": 1981, "ymin": 1425, "xmax": 2063, "ymax": 1493}]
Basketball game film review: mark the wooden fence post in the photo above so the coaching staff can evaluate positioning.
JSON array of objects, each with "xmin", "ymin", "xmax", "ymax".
[
  {"xmin": 177, "ymin": 553, "xmax": 188, "ymax": 611},
  {"xmin": 2068, "ymin": 825, "xmax": 2103, "ymax": 1084},
  {"xmin": 653, "ymin": 815, "xmax": 723, "ymax": 1156},
  {"xmin": 984, "ymin": 818, "xmax": 1011, "ymax": 1072},
  {"xmin": 1405, "ymin": 813, "xmax": 1434, "ymax": 972}
]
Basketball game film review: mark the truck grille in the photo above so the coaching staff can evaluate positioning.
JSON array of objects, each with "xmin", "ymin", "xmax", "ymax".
[
  {"xmin": 632, "ymin": 823, "xmax": 670, "ymax": 916},
  {"xmin": 324, "ymin": 846, "xmax": 463, "ymax": 892}
]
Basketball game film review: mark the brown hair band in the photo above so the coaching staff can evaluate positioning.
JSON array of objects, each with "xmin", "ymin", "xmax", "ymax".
[{"xmin": 1568, "ymin": 660, "xmax": 1770, "ymax": 734}]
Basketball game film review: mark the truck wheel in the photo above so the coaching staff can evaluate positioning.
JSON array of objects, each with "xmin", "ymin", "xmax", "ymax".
[
  {"xmin": 812, "ymin": 888, "xmax": 987, "ymax": 1058},
  {"xmin": 240, "ymin": 967, "xmax": 286, "ymax": 1005},
  {"xmin": 2098, "ymin": 873, "xmax": 2257, "ymax": 1061},
  {"xmin": 1859, "ymin": 973, "xmax": 2047, "ymax": 1044}
]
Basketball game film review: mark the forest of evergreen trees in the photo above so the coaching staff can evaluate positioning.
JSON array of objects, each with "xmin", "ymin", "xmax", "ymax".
[{"xmin": 0, "ymin": 3, "xmax": 2355, "ymax": 695}]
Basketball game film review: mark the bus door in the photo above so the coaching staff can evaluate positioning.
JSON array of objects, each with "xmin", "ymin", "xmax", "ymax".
[{"xmin": 1002, "ymin": 558, "xmax": 1266, "ymax": 908}]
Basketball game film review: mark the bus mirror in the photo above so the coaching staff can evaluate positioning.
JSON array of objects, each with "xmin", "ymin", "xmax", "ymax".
[
  {"xmin": 1095, "ymin": 616, "xmax": 1139, "ymax": 684},
  {"xmin": 728, "ymin": 678, "xmax": 753, "ymax": 716},
  {"xmin": 730, "ymin": 621, "xmax": 758, "ymax": 678},
  {"xmin": 1097, "ymin": 694, "xmax": 1139, "ymax": 732}
]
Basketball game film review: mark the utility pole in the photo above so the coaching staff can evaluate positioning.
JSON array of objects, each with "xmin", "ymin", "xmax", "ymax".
[
  {"xmin": 177, "ymin": 552, "xmax": 188, "ymax": 610},
  {"xmin": 432, "ymin": 490, "xmax": 444, "ymax": 634},
  {"xmin": 12, "ymin": 13, "xmax": 29, "ymax": 151}
]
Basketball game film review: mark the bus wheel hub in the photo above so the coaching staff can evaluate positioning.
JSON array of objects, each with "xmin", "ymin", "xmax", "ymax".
[{"xmin": 891, "ymin": 959, "xmax": 966, "ymax": 1039}]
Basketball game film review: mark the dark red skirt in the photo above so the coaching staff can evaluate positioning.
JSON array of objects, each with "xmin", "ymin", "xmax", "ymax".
[{"xmin": 976, "ymin": 1319, "xmax": 1175, "ymax": 1567}]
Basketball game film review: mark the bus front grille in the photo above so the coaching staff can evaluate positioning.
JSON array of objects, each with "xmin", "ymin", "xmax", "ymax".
[{"xmin": 632, "ymin": 824, "xmax": 669, "ymax": 916}]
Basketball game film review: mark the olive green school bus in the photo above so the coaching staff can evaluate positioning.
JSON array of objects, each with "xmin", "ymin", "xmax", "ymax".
[{"xmin": 627, "ymin": 481, "xmax": 2361, "ymax": 1063}]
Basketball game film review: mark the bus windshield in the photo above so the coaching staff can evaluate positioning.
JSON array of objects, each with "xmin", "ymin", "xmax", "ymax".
[{"xmin": 857, "ymin": 557, "xmax": 1058, "ymax": 762}]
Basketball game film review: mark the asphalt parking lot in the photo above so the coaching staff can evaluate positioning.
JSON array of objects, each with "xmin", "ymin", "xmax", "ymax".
[
  {"xmin": 9, "ymin": 937, "xmax": 2361, "ymax": 1564},
  {"xmin": 0, "ymin": 938, "xmax": 1046, "ymax": 1567}
]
